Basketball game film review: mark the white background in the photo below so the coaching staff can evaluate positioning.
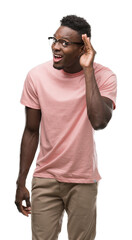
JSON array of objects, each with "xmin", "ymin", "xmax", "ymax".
[{"xmin": 0, "ymin": 0, "xmax": 132, "ymax": 239}]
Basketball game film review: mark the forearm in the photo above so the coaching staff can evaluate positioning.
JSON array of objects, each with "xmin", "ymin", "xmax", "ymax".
[
  {"xmin": 16, "ymin": 127, "xmax": 39, "ymax": 187},
  {"xmin": 84, "ymin": 66, "xmax": 112, "ymax": 129}
]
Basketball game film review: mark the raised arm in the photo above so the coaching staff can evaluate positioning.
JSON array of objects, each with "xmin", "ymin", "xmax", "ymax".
[
  {"xmin": 15, "ymin": 107, "xmax": 41, "ymax": 216},
  {"xmin": 80, "ymin": 34, "xmax": 113, "ymax": 130}
]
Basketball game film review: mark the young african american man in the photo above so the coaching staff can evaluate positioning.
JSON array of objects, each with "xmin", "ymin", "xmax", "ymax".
[{"xmin": 15, "ymin": 15, "xmax": 117, "ymax": 240}]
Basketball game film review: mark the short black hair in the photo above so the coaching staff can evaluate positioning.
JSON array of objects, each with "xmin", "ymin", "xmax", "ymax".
[{"xmin": 60, "ymin": 15, "xmax": 91, "ymax": 37}]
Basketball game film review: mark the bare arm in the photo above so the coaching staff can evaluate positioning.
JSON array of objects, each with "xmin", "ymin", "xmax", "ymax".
[
  {"xmin": 15, "ymin": 107, "xmax": 41, "ymax": 216},
  {"xmin": 80, "ymin": 34, "xmax": 113, "ymax": 130},
  {"xmin": 83, "ymin": 67, "xmax": 113, "ymax": 130}
]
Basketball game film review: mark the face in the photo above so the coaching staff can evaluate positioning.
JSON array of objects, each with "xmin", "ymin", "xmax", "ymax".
[{"xmin": 51, "ymin": 26, "xmax": 84, "ymax": 73}]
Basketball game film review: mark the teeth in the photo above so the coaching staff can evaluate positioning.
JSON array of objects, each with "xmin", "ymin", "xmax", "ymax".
[{"xmin": 54, "ymin": 55, "xmax": 62, "ymax": 58}]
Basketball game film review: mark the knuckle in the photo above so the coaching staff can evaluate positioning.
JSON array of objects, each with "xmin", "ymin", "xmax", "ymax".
[
  {"xmin": 15, "ymin": 200, "xmax": 18, "ymax": 205},
  {"xmin": 15, "ymin": 200, "xmax": 20, "ymax": 206}
]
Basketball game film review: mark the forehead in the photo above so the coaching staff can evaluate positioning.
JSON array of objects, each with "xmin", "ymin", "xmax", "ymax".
[{"xmin": 54, "ymin": 26, "xmax": 81, "ymax": 41}]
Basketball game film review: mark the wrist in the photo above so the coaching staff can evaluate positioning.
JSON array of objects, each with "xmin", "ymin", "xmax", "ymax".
[
  {"xmin": 83, "ymin": 64, "xmax": 94, "ymax": 72},
  {"xmin": 83, "ymin": 66, "xmax": 94, "ymax": 76},
  {"xmin": 16, "ymin": 181, "xmax": 26, "ymax": 188},
  {"xmin": 16, "ymin": 175, "xmax": 26, "ymax": 187}
]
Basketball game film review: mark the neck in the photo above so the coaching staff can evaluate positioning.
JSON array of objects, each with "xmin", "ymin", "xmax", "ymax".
[{"xmin": 63, "ymin": 64, "xmax": 83, "ymax": 74}]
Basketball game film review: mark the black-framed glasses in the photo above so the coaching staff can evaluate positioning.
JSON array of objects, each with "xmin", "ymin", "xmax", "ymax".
[{"xmin": 48, "ymin": 37, "xmax": 84, "ymax": 47}]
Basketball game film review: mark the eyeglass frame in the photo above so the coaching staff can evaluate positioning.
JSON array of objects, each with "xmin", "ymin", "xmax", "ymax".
[{"xmin": 48, "ymin": 36, "xmax": 84, "ymax": 47}]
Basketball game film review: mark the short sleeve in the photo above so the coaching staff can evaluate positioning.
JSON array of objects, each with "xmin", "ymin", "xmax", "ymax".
[
  {"xmin": 98, "ymin": 72, "xmax": 117, "ymax": 110},
  {"xmin": 20, "ymin": 72, "xmax": 41, "ymax": 109}
]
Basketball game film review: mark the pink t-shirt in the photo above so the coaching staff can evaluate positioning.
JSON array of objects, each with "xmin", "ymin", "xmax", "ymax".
[{"xmin": 20, "ymin": 60, "xmax": 117, "ymax": 183}]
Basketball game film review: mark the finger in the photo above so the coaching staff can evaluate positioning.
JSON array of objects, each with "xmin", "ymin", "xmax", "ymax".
[
  {"xmin": 23, "ymin": 206, "xmax": 31, "ymax": 214},
  {"xmin": 15, "ymin": 200, "xmax": 22, "ymax": 212},
  {"xmin": 15, "ymin": 201, "xmax": 29, "ymax": 216},
  {"xmin": 23, "ymin": 205, "xmax": 31, "ymax": 211},
  {"xmin": 21, "ymin": 205, "xmax": 30, "ymax": 216},
  {"xmin": 24, "ymin": 206, "xmax": 31, "ymax": 211},
  {"xmin": 82, "ymin": 34, "xmax": 91, "ymax": 50},
  {"xmin": 83, "ymin": 35, "xmax": 96, "ymax": 55}
]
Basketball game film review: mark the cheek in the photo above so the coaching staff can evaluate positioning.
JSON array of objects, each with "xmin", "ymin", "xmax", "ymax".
[{"xmin": 64, "ymin": 49, "xmax": 80, "ymax": 62}]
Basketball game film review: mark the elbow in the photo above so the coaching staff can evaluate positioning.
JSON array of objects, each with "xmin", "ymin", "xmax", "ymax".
[
  {"xmin": 89, "ymin": 115, "xmax": 112, "ymax": 131},
  {"xmin": 92, "ymin": 121, "xmax": 108, "ymax": 130},
  {"xmin": 87, "ymin": 108, "xmax": 112, "ymax": 130},
  {"xmin": 88, "ymin": 105, "xmax": 113, "ymax": 130}
]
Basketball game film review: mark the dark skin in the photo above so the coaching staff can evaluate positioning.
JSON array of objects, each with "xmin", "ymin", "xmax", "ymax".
[
  {"xmin": 80, "ymin": 34, "xmax": 113, "ymax": 129},
  {"xmin": 52, "ymin": 26, "xmax": 83, "ymax": 73},
  {"xmin": 52, "ymin": 26, "xmax": 113, "ymax": 128},
  {"xmin": 15, "ymin": 107, "xmax": 41, "ymax": 216},
  {"xmin": 15, "ymin": 26, "xmax": 113, "ymax": 216}
]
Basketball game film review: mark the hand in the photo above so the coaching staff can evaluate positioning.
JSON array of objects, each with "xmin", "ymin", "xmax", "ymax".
[
  {"xmin": 15, "ymin": 186, "xmax": 31, "ymax": 217},
  {"xmin": 80, "ymin": 34, "xmax": 96, "ymax": 69}
]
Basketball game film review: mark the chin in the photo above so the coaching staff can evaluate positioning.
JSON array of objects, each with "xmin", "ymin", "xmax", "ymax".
[{"xmin": 53, "ymin": 64, "xmax": 63, "ymax": 70}]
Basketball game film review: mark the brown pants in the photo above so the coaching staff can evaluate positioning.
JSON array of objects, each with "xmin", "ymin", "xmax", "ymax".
[{"xmin": 31, "ymin": 177, "xmax": 98, "ymax": 240}]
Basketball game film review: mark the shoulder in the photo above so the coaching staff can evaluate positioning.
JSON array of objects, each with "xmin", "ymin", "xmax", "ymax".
[
  {"xmin": 25, "ymin": 60, "xmax": 53, "ymax": 87},
  {"xmin": 94, "ymin": 62, "xmax": 116, "ymax": 77},
  {"xmin": 28, "ymin": 60, "xmax": 53, "ymax": 77},
  {"xmin": 93, "ymin": 62, "xmax": 117, "ymax": 85}
]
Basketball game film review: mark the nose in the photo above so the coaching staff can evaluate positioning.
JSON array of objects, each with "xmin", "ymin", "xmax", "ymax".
[{"xmin": 52, "ymin": 41, "xmax": 61, "ymax": 51}]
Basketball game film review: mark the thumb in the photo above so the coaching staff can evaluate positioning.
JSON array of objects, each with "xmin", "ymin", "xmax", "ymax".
[{"xmin": 26, "ymin": 197, "xmax": 31, "ymax": 208}]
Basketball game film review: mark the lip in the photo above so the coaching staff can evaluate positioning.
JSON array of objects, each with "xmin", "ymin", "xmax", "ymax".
[{"xmin": 53, "ymin": 54, "xmax": 63, "ymax": 63}]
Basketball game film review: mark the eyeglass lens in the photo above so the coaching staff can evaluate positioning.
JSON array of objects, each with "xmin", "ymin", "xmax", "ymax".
[{"xmin": 49, "ymin": 37, "xmax": 69, "ymax": 47}]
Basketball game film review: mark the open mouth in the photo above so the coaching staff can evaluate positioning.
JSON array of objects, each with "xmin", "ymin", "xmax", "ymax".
[{"xmin": 53, "ymin": 54, "xmax": 63, "ymax": 63}]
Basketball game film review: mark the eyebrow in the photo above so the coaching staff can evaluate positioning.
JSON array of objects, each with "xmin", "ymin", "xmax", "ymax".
[{"xmin": 53, "ymin": 34, "xmax": 70, "ymax": 41}]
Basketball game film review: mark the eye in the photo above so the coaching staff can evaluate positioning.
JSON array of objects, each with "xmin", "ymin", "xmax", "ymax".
[{"xmin": 62, "ymin": 40, "xmax": 69, "ymax": 47}]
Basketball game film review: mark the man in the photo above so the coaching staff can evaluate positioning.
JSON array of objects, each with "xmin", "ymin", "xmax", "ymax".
[{"xmin": 15, "ymin": 15, "xmax": 117, "ymax": 240}]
